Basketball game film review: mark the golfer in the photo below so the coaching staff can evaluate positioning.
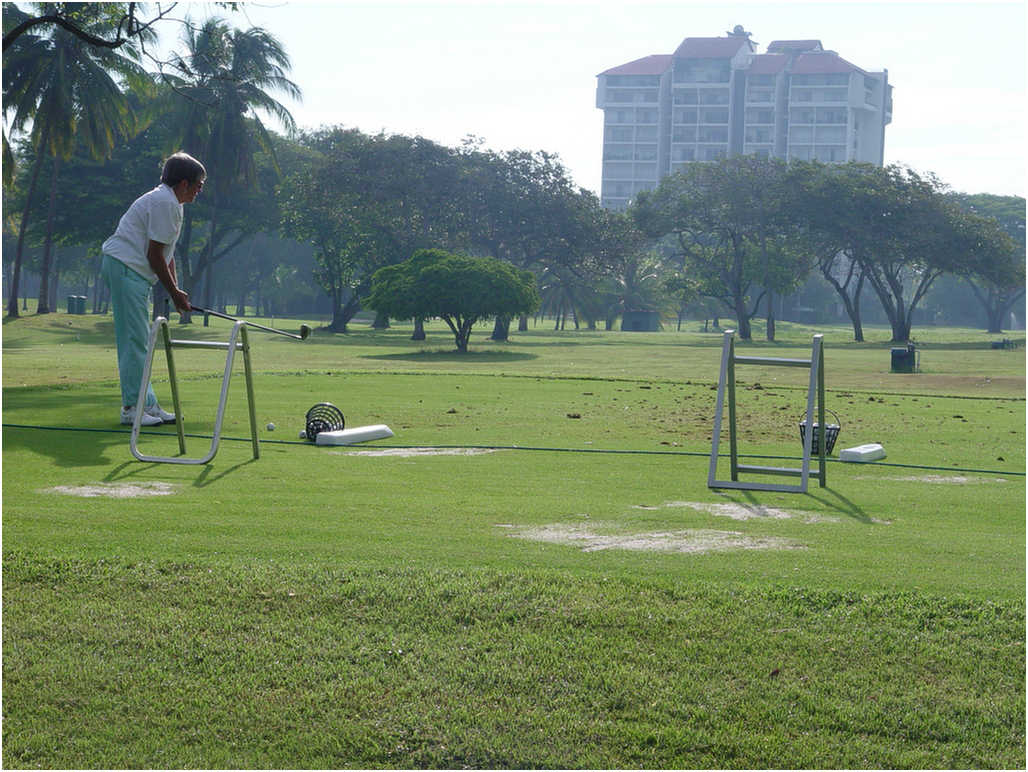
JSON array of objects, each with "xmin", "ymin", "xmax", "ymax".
[{"xmin": 101, "ymin": 152, "xmax": 205, "ymax": 426}]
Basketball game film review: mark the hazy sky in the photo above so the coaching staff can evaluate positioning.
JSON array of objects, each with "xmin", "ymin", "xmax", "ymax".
[{"xmin": 214, "ymin": 0, "xmax": 1025, "ymax": 198}]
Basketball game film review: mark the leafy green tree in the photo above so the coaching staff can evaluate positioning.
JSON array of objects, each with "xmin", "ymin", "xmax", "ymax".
[
  {"xmin": 633, "ymin": 156, "xmax": 806, "ymax": 340},
  {"xmin": 3, "ymin": 4, "xmax": 152, "ymax": 315},
  {"xmin": 368, "ymin": 248, "xmax": 539, "ymax": 352},
  {"xmin": 949, "ymin": 193, "xmax": 1025, "ymax": 333},
  {"xmin": 164, "ymin": 17, "xmax": 300, "ymax": 311},
  {"xmin": 281, "ymin": 128, "xmax": 467, "ymax": 332}
]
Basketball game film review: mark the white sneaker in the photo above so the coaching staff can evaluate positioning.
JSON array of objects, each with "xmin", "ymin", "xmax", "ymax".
[
  {"xmin": 145, "ymin": 404, "xmax": 177, "ymax": 424},
  {"xmin": 121, "ymin": 407, "xmax": 162, "ymax": 426}
]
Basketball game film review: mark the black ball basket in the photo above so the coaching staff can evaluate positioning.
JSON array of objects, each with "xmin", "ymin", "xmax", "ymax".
[
  {"xmin": 798, "ymin": 408, "xmax": 841, "ymax": 456},
  {"xmin": 305, "ymin": 402, "xmax": 345, "ymax": 442}
]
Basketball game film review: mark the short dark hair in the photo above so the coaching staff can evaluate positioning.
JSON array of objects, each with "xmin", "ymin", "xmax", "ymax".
[{"xmin": 161, "ymin": 152, "xmax": 206, "ymax": 187}]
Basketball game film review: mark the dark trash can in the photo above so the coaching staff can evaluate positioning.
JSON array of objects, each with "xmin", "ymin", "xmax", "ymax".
[{"xmin": 891, "ymin": 344, "xmax": 916, "ymax": 373}]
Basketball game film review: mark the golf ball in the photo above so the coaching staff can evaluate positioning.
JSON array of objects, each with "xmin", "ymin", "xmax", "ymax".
[{"xmin": 266, "ymin": 422, "xmax": 275, "ymax": 431}]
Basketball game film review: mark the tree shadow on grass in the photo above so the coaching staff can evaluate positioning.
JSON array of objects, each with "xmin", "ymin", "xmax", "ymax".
[{"xmin": 363, "ymin": 350, "xmax": 538, "ymax": 364}]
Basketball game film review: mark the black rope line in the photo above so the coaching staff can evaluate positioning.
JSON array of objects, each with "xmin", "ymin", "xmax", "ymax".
[{"xmin": 3, "ymin": 423, "xmax": 1024, "ymax": 477}]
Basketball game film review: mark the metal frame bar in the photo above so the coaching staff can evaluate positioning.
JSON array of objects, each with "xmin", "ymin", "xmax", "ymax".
[
  {"xmin": 708, "ymin": 330, "xmax": 826, "ymax": 493},
  {"xmin": 130, "ymin": 316, "xmax": 259, "ymax": 465}
]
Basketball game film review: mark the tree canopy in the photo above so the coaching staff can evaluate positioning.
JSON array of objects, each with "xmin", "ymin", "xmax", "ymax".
[{"xmin": 368, "ymin": 248, "xmax": 540, "ymax": 352}]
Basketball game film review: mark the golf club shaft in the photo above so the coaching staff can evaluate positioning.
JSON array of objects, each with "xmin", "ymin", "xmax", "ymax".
[{"xmin": 189, "ymin": 305, "xmax": 308, "ymax": 340}]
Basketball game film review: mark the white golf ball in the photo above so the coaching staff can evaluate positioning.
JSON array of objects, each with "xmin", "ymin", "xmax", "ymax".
[
  {"xmin": 299, "ymin": 430, "xmax": 307, "ymax": 440},
  {"xmin": 266, "ymin": 422, "xmax": 276, "ymax": 431}
]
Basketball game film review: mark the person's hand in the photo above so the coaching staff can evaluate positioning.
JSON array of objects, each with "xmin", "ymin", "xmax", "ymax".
[{"xmin": 171, "ymin": 288, "xmax": 190, "ymax": 313}]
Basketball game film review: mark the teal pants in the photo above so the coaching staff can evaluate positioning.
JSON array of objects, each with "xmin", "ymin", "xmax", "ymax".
[{"xmin": 101, "ymin": 254, "xmax": 158, "ymax": 410}]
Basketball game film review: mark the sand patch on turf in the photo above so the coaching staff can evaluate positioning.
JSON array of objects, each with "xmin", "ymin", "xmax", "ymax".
[
  {"xmin": 855, "ymin": 474, "xmax": 1009, "ymax": 484},
  {"xmin": 635, "ymin": 501, "xmax": 839, "ymax": 524},
  {"xmin": 342, "ymin": 447, "xmax": 500, "ymax": 457},
  {"xmin": 504, "ymin": 521, "xmax": 804, "ymax": 554},
  {"xmin": 45, "ymin": 481, "xmax": 176, "ymax": 498}
]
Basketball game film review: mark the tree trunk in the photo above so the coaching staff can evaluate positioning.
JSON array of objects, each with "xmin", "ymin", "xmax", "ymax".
[
  {"xmin": 412, "ymin": 317, "xmax": 426, "ymax": 340},
  {"xmin": 518, "ymin": 313, "xmax": 528, "ymax": 332},
  {"xmin": 732, "ymin": 296, "xmax": 751, "ymax": 340},
  {"xmin": 372, "ymin": 311, "xmax": 390, "ymax": 329},
  {"xmin": 8, "ymin": 126, "xmax": 50, "ymax": 318},
  {"xmin": 36, "ymin": 155, "xmax": 62, "ymax": 314},
  {"xmin": 765, "ymin": 290, "xmax": 775, "ymax": 342},
  {"xmin": 491, "ymin": 315, "xmax": 511, "ymax": 341}
]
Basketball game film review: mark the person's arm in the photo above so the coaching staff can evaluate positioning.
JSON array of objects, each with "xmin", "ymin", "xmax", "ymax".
[{"xmin": 146, "ymin": 240, "xmax": 190, "ymax": 312}]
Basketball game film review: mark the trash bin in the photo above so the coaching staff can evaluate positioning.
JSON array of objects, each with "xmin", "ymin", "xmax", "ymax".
[
  {"xmin": 891, "ymin": 344, "xmax": 916, "ymax": 373},
  {"xmin": 67, "ymin": 295, "xmax": 78, "ymax": 314},
  {"xmin": 75, "ymin": 296, "xmax": 87, "ymax": 314}
]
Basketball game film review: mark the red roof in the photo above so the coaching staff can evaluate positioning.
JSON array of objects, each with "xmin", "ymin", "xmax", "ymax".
[
  {"xmin": 791, "ymin": 52, "xmax": 866, "ymax": 75},
  {"xmin": 767, "ymin": 40, "xmax": 823, "ymax": 53},
  {"xmin": 749, "ymin": 54, "xmax": 788, "ymax": 74},
  {"xmin": 673, "ymin": 37, "xmax": 751, "ymax": 58},
  {"xmin": 599, "ymin": 54, "xmax": 672, "ymax": 77}
]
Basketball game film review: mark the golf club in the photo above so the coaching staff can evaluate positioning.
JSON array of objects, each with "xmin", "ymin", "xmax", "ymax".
[{"xmin": 189, "ymin": 305, "xmax": 311, "ymax": 340}]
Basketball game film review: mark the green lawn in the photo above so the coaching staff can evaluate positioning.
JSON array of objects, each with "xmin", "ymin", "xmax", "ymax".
[{"xmin": 3, "ymin": 311, "xmax": 1025, "ymax": 768}]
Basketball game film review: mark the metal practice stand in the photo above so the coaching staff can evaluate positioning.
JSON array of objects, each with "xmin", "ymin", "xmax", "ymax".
[
  {"xmin": 129, "ymin": 316, "xmax": 259, "ymax": 464},
  {"xmin": 708, "ymin": 330, "xmax": 826, "ymax": 493}
]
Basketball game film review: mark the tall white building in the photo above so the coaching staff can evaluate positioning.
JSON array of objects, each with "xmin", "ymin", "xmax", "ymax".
[{"xmin": 596, "ymin": 28, "xmax": 893, "ymax": 209}]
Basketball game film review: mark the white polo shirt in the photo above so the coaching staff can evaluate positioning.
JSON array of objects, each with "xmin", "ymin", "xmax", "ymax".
[{"xmin": 102, "ymin": 183, "xmax": 183, "ymax": 284}]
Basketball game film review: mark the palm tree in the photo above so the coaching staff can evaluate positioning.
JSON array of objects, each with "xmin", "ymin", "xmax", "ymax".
[
  {"xmin": 3, "ymin": 5, "xmax": 152, "ymax": 316},
  {"xmin": 166, "ymin": 18, "xmax": 300, "ymax": 311}
]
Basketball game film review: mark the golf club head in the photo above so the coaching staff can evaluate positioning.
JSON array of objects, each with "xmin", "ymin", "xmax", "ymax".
[{"xmin": 299, "ymin": 324, "xmax": 312, "ymax": 340}]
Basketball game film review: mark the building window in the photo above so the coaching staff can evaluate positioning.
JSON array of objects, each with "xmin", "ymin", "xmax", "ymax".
[
  {"xmin": 816, "ymin": 107, "xmax": 847, "ymax": 124},
  {"xmin": 603, "ymin": 144, "xmax": 633, "ymax": 161},
  {"xmin": 790, "ymin": 126, "xmax": 813, "ymax": 143},
  {"xmin": 636, "ymin": 108, "xmax": 658, "ymax": 124},
  {"xmin": 608, "ymin": 89, "xmax": 633, "ymax": 103},
  {"xmin": 674, "ymin": 59, "xmax": 731, "ymax": 83},
  {"xmin": 746, "ymin": 108, "xmax": 774, "ymax": 124},
  {"xmin": 671, "ymin": 145, "xmax": 695, "ymax": 161},
  {"xmin": 793, "ymin": 73, "xmax": 850, "ymax": 86},
  {"xmin": 814, "ymin": 88, "xmax": 848, "ymax": 102},
  {"xmin": 672, "ymin": 126, "xmax": 697, "ymax": 142},
  {"xmin": 607, "ymin": 75, "xmax": 661, "ymax": 87},
  {"xmin": 637, "ymin": 126, "xmax": 658, "ymax": 141},
  {"xmin": 674, "ymin": 108, "xmax": 698, "ymax": 124},
  {"xmin": 603, "ymin": 162, "xmax": 634, "ymax": 179},
  {"xmin": 815, "ymin": 126, "xmax": 846, "ymax": 143},
  {"xmin": 745, "ymin": 126, "xmax": 772, "ymax": 143},
  {"xmin": 746, "ymin": 87, "xmax": 773, "ymax": 102},
  {"xmin": 698, "ymin": 88, "xmax": 730, "ymax": 105},
  {"xmin": 698, "ymin": 126, "xmax": 728, "ymax": 142},
  {"xmin": 749, "ymin": 146, "xmax": 771, "ymax": 159},
  {"xmin": 790, "ymin": 108, "xmax": 815, "ymax": 124},
  {"xmin": 814, "ymin": 145, "xmax": 846, "ymax": 162},
  {"xmin": 604, "ymin": 126, "xmax": 633, "ymax": 142},
  {"xmin": 673, "ymin": 89, "xmax": 698, "ymax": 105},
  {"xmin": 634, "ymin": 145, "xmax": 658, "ymax": 161},
  {"xmin": 701, "ymin": 146, "xmax": 727, "ymax": 161},
  {"xmin": 788, "ymin": 145, "xmax": 813, "ymax": 160},
  {"xmin": 701, "ymin": 108, "xmax": 729, "ymax": 124},
  {"xmin": 604, "ymin": 109, "xmax": 634, "ymax": 124},
  {"xmin": 634, "ymin": 163, "xmax": 657, "ymax": 179}
]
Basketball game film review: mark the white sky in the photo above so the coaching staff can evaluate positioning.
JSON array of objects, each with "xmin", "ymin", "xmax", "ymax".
[{"xmin": 201, "ymin": 0, "xmax": 1027, "ymax": 198}]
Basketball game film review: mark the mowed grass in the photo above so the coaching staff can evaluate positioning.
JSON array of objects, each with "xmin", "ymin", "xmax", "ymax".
[{"xmin": 2, "ymin": 311, "xmax": 1025, "ymax": 768}]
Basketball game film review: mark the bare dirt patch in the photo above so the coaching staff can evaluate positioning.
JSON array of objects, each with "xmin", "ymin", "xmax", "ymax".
[
  {"xmin": 637, "ymin": 501, "xmax": 839, "ymax": 523},
  {"xmin": 341, "ymin": 447, "xmax": 501, "ymax": 457},
  {"xmin": 45, "ymin": 481, "xmax": 176, "ymax": 498},
  {"xmin": 504, "ymin": 521, "xmax": 804, "ymax": 554}
]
